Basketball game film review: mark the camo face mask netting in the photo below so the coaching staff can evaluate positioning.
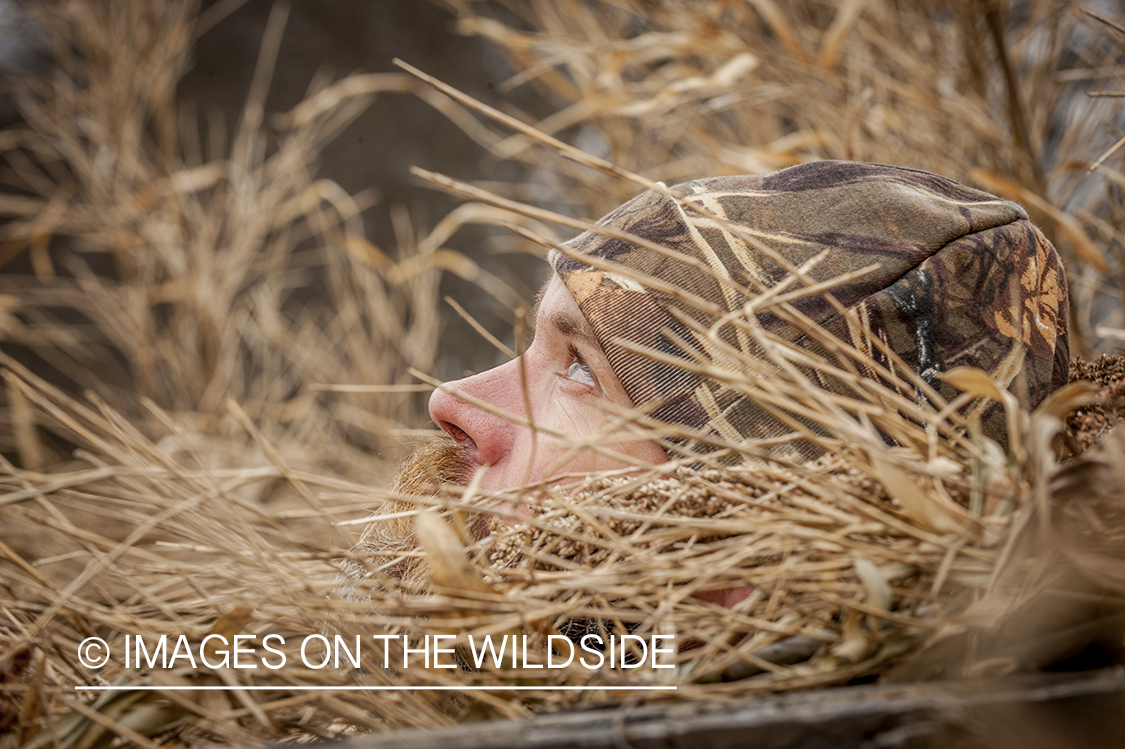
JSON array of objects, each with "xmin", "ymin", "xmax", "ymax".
[{"xmin": 551, "ymin": 160, "xmax": 1070, "ymax": 458}]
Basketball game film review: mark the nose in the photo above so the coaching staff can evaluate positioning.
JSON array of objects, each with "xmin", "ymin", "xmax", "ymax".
[{"xmin": 427, "ymin": 360, "xmax": 522, "ymax": 468}]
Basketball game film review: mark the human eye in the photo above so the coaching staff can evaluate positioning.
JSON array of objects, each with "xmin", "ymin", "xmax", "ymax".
[
  {"xmin": 565, "ymin": 360, "xmax": 596, "ymax": 387},
  {"xmin": 564, "ymin": 346, "xmax": 597, "ymax": 388}
]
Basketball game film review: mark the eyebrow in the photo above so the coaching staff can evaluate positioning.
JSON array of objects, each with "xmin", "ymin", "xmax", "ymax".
[
  {"xmin": 548, "ymin": 309, "xmax": 601, "ymax": 351},
  {"xmin": 525, "ymin": 280, "xmax": 602, "ymax": 352}
]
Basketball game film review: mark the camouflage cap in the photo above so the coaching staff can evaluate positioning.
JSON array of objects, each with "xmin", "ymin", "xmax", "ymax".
[{"xmin": 549, "ymin": 160, "xmax": 1069, "ymax": 457}]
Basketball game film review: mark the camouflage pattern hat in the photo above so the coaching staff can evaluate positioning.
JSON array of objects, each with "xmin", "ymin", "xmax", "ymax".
[{"xmin": 549, "ymin": 160, "xmax": 1069, "ymax": 457}]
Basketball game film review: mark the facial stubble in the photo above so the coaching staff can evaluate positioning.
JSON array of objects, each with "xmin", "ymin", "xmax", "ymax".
[{"xmin": 335, "ymin": 438, "xmax": 472, "ymax": 600}]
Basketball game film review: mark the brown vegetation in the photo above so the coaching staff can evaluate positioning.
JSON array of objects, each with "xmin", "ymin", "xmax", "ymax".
[{"xmin": 1, "ymin": 0, "xmax": 1125, "ymax": 746}]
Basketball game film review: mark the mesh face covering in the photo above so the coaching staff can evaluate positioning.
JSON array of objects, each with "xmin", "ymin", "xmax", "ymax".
[{"xmin": 549, "ymin": 161, "xmax": 1070, "ymax": 459}]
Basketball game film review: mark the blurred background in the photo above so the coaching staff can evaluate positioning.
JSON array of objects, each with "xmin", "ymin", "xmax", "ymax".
[{"xmin": 1, "ymin": 0, "xmax": 1123, "ymax": 476}]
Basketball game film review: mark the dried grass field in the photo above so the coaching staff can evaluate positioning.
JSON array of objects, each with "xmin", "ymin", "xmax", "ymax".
[{"xmin": 2, "ymin": 0, "xmax": 1125, "ymax": 746}]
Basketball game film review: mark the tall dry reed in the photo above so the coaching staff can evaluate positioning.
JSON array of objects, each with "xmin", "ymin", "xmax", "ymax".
[{"xmin": 442, "ymin": 0, "xmax": 1125, "ymax": 356}]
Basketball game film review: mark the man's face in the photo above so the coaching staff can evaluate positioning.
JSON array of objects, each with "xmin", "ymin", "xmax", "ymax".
[{"xmin": 428, "ymin": 273, "xmax": 667, "ymax": 493}]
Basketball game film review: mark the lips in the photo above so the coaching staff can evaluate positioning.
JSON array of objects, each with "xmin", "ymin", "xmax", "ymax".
[{"xmin": 693, "ymin": 585, "xmax": 755, "ymax": 608}]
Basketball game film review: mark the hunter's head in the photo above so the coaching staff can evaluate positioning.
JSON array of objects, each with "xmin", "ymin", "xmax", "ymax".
[{"xmin": 426, "ymin": 160, "xmax": 1070, "ymax": 494}]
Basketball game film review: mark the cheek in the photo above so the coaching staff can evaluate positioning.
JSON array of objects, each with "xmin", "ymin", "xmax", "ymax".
[
  {"xmin": 533, "ymin": 390, "xmax": 607, "ymax": 436},
  {"xmin": 528, "ymin": 397, "xmax": 667, "ymax": 473},
  {"xmin": 614, "ymin": 435, "xmax": 668, "ymax": 466}
]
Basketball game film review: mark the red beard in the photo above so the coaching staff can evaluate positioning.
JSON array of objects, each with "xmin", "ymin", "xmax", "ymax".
[
  {"xmin": 387, "ymin": 438, "xmax": 472, "ymax": 496},
  {"xmin": 335, "ymin": 439, "xmax": 471, "ymax": 599}
]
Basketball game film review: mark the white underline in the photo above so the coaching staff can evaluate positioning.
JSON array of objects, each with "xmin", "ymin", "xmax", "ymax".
[{"xmin": 74, "ymin": 685, "xmax": 677, "ymax": 691}]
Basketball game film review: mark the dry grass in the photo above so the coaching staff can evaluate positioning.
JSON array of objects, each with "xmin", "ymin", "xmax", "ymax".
[
  {"xmin": 442, "ymin": 0, "xmax": 1125, "ymax": 356},
  {"xmin": 1, "ymin": 0, "xmax": 1125, "ymax": 746}
]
